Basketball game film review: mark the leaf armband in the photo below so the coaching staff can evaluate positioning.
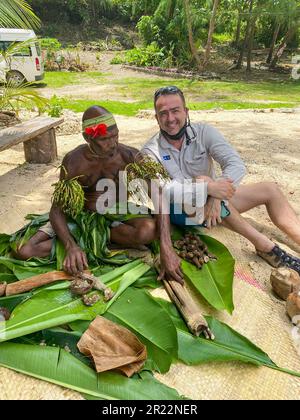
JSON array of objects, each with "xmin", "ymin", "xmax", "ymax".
[{"xmin": 52, "ymin": 177, "xmax": 85, "ymax": 219}]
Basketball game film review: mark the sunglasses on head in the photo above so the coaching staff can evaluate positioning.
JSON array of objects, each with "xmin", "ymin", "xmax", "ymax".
[{"xmin": 154, "ymin": 86, "xmax": 184, "ymax": 101}]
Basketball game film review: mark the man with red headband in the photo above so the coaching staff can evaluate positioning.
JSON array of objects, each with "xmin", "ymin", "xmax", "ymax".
[{"xmin": 15, "ymin": 106, "xmax": 177, "ymax": 278}]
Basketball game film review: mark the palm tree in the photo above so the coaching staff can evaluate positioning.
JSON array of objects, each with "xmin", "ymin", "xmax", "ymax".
[{"xmin": 0, "ymin": 0, "xmax": 40, "ymax": 29}]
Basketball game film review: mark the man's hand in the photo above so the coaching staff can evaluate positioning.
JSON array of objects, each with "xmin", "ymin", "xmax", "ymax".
[
  {"xmin": 205, "ymin": 197, "xmax": 222, "ymax": 229},
  {"xmin": 207, "ymin": 178, "xmax": 236, "ymax": 200},
  {"xmin": 63, "ymin": 245, "xmax": 89, "ymax": 276},
  {"xmin": 158, "ymin": 247, "xmax": 184, "ymax": 285}
]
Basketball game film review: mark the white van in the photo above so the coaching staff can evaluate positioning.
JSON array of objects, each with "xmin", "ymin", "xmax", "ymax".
[{"xmin": 0, "ymin": 28, "xmax": 44, "ymax": 85}]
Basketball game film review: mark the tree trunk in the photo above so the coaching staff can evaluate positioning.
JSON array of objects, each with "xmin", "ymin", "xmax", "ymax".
[
  {"xmin": 234, "ymin": 11, "xmax": 243, "ymax": 47},
  {"xmin": 183, "ymin": 0, "xmax": 203, "ymax": 71},
  {"xmin": 203, "ymin": 0, "xmax": 220, "ymax": 67},
  {"xmin": 236, "ymin": 0, "xmax": 254, "ymax": 70},
  {"xmin": 246, "ymin": 18, "xmax": 257, "ymax": 72},
  {"xmin": 266, "ymin": 22, "xmax": 281, "ymax": 64},
  {"xmin": 269, "ymin": 26, "xmax": 297, "ymax": 69}
]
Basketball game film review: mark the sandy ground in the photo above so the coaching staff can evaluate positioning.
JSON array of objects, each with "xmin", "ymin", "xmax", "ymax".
[{"xmin": 0, "ymin": 108, "xmax": 300, "ymax": 358}]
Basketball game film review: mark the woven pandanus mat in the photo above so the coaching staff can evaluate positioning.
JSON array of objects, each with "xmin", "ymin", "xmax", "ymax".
[{"xmin": 0, "ymin": 226, "xmax": 299, "ymax": 400}]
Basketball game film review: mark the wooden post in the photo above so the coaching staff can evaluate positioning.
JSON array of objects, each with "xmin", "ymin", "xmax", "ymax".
[{"xmin": 23, "ymin": 128, "xmax": 58, "ymax": 164}]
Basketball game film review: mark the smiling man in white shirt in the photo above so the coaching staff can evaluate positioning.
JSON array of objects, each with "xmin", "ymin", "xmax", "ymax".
[{"xmin": 142, "ymin": 86, "xmax": 300, "ymax": 274}]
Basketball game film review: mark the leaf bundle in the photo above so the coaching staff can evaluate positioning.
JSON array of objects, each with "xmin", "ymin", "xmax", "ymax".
[{"xmin": 52, "ymin": 177, "xmax": 85, "ymax": 219}]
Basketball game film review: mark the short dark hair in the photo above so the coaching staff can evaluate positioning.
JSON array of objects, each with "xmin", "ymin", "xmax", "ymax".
[{"xmin": 154, "ymin": 86, "xmax": 186, "ymax": 109}]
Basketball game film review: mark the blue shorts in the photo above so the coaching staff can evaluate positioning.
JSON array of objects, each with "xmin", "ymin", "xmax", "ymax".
[{"xmin": 170, "ymin": 201, "xmax": 230, "ymax": 227}]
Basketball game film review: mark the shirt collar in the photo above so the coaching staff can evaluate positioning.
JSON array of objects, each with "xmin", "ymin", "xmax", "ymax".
[{"xmin": 159, "ymin": 131, "xmax": 187, "ymax": 151}]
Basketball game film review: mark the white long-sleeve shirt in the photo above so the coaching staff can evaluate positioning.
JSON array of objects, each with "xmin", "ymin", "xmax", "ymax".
[{"xmin": 142, "ymin": 122, "xmax": 247, "ymax": 186}]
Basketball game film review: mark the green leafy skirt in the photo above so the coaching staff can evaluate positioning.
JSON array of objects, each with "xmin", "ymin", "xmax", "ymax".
[{"xmin": 0, "ymin": 209, "xmax": 151, "ymax": 280}]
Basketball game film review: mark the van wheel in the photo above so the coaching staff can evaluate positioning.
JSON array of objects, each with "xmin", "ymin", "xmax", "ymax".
[{"xmin": 6, "ymin": 71, "xmax": 26, "ymax": 86}]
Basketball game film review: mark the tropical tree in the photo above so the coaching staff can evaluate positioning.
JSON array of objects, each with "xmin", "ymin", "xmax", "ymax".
[
  {"xmin": 203, "ymin": 0, "xmax": 220, "ymax": 68},
  {"xmin": 183, "ymin": 0, "xmax": 203, "ymax": 70},
  {"xmin": 269, "ymin": 0, "xmax": 300, "ymax": 69},
  {"xmin": 0, "ymin": 0, "xmax": 40, "ymax": 29}
]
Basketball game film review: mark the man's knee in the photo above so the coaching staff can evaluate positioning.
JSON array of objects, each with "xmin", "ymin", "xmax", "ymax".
[
  {"xmin": 14, "ymin": 244, "xmax": 35, "ymax": 260},
  {"xmin": 136, "ymin": 219, "xmax": 158, "ymax": 244},
  {"xmin": 264, "ymin": 182, "xmax": 282, "ymax": 199}
]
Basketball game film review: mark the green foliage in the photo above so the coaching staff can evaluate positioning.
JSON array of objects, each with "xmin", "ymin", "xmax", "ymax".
[
  {"xmin": 40, "ymin": 94, "xmax": 65, "ymax": 117},
  {"xmin": 0, "ymin": 260, "xmax": 150, "ymax": 343},
  {"xmin": 156, "ymin": 298, "xmax": 300, "ymax": 379},
  {"xmin": 125, "ymin": 42, "xmax": 166, "ymax": 67},
  {"xmin": 0, "ymin": 80, "xmax": 47, "ymax": 114},
  {"xmin": 106, "ymin": 288, "xmax": 178, "ymax": 373},
  {"xmin": 137, "ymin": 15, "xmax": 161, "ymax": 45},
  {"xmin": 110, "ymin": 53, "xmax": 125, "ymax": 65},
  {"xmin": 52, "ymin": 176, "xmax": 85, "ymax": 218},
  {"xmin": 212, "ymin": 33, "xmax": 232, "ymax": 45},
  {"xmin": 0, "ymin": 342, "xmax": 183, "ymax": 399},
  {"xmin": 47, "ymin": 95, "xmax": 64, "ymax": 117},
  {"xmin": 40, "ymin": 37, "xmax": 62, "ymax": 51},
  {"xmin": 181, "ymin": 234, "xmax": 235, "ymax": 314},
  {"xmin": 0, "ymin": 0, "xmax": 40, "ymax": 29}
]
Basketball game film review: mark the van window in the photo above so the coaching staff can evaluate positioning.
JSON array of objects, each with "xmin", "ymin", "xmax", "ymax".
[
  {"xmin": 0, "ymin": 41, "xmax": 31, "ymax": 56},
  {"xmin": 35, "ymin": 42, "xmax": 41, "ymax": 56},
  {"xmin": 0, "ymin": 41, "xmax": 12, "ymax": 52}
]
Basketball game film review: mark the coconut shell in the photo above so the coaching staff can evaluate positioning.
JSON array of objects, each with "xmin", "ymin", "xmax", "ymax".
[
  {"xmin": 286, "ymin": 292, "xmax": 300, "ymax": 323},
  {"xmin": 270, "ymin": 267, "xmax": 300, "ymax": 300}
]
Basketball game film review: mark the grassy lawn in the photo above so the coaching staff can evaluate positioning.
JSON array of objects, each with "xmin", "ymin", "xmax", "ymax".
[
  {"xmin": 42, "ymin": 71, "xmax": 108, "ymax": 88},
  {"xmin": 63, "ymin": 98, "xmax": 295, "ymax": 116},
  {"xmin": 112, "ymin": 77, "xmax": 300, "ymax": 103},
  {"xmin": 39, "ymin": 71, "xmax": 300, "ymax": 115}
]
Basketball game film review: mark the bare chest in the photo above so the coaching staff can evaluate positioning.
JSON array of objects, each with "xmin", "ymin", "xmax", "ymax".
[{"xmin": 83, "ymin": 156, "xmax": 129, "ymax": 192}]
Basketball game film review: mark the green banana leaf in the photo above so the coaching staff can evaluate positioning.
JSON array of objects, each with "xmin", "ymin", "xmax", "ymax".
[
  {"xmin": 0, "ymin": 233, "xmax": 11, "ymax": 256},
  {"xmin": 70, "ymin": 287, "xmax": 178, "ymax": 374},
  {"xmin": 12, "ymin": 327, "xmax": 90, "ymax": 367},
  {"xmin": 156, "ymin": 298, "xmax": 300, "ymax": 378},
  {"xmin": 0, "ymin": 212, "xmax": 138, "ymax": 276},
  {"xmin": 0, "ymin": 293, "xmax": 32, "ymax": 312},
  {"xmin": 133, "ymin": 270, "xmax": 158, "ymax": 289},
  {"xmin": 106, "ymin": 288, "xmax": 178, "ymax": 374},
  {"xmin": 0, "ymin": 256, "xmax": 55, "ymax": 280},
  {"xmin": 0, "ymin": 273, "xmax": 17, "ymax": 283},
  {"xmin": 0, "ymin": 343, "xmax": 184, "ymax": 400},
  {"xmin": 0, "ymin": 261, "xmax": 150, "ymax": 343},
  {"xmin": 181, "ymin": 234, "xmax": 235, "ymax": 314}
]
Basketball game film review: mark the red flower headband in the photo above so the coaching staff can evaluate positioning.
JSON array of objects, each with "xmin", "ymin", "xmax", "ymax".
[{"xmin": 85, "ymin": 123, "xmax": 107, "ymax": 139}]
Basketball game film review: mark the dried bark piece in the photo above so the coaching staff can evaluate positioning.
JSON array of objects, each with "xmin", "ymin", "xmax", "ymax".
[
  {"xmin": 77, "ymin": 316, "xmax": 147, "ymax": 377},
  {"xmin": 286, "ymin": 292, "xmax": 300, "ymax": 323},
  {"xmin": 5, "ymin": 271, "xmax": 90, "ymax": 296},
  {"xmin": 270, "ymin": 267, "xmax": 300, "ymax": 300}
]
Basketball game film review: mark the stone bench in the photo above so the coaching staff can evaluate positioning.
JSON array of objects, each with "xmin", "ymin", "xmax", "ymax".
[{"xmin": 0, "ymin": 116, "xmax": 64, "ymax": 164}]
